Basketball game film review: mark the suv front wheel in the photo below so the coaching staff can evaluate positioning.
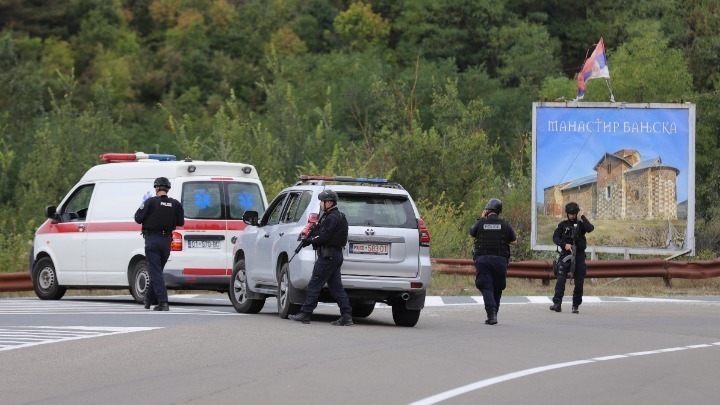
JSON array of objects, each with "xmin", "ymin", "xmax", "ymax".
[
  {"xmin": 277, "ymin": 262, "xmax": 301, "ymax": 318},
  {"xmin": 392, "ymin": 303, "xmax": 421, "ymax": 327},
  {"xmin": 229, "ymin": 260, "xmax": 266, "ymax": 313}
]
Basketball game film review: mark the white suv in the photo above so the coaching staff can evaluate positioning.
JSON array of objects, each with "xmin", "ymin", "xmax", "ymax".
[{"xmin": 229, "ymin": 175, "xmax": 431, "ymax": 327}]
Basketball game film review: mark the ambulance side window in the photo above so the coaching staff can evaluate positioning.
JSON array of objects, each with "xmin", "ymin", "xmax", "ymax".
[
  {"xmin": 61, "ymin": 185, "xmax": 95, "ymax": 222},
  {"xmin": 91, "ymin": 182, "xmax": 153, "ymax": 221}
]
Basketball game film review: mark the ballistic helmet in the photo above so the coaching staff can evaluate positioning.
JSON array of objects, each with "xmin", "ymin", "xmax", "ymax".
[
  {"xmin": 565, "ymin": 202, "xmax": 580, "ymax": 215},
  {"xmin": 485, "ymin": 198, "xmax": 503, "ymax": 214},
  {"xmin": 154, "ymin": 177, "xmax": 171, "ymax": 190},
  {"xmin": 318, "ymin": 189, "xmax": 338, "ymax": 203}
]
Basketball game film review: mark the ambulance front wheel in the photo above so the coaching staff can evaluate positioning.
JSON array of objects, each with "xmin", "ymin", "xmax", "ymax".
[
  {"xmin": 33, "ymin": 257, "xmax": 66, "ymax": 300},
  {"xmin": 129, "ymin": 260, "xmax": 149, "ymax": 304}
]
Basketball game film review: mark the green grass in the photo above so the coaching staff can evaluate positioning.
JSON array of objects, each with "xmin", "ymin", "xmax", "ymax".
[{"xmin": 537, "ymin": 215, "xmax": 687, "ymax": 248}]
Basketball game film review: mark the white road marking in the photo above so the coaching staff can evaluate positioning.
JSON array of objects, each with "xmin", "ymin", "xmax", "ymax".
[
  {"xmin": 410, "ymin": 342, "xmax": 720, "ymax": 404},
  {"xmin": 0, "ymin": 300, "xmax": 234, "ymax": 315},
  {"xmin": 0, "ymin": 326, "xmax": 160, "ymax": 352},
  {"xmin": 526, "ymin": 296, "xmax": 553, "ymax": 303}
]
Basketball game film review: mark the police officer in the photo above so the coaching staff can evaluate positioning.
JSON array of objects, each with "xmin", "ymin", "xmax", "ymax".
[
  {"xmin": 289, "ymin": 189, "xmax": 353, "ymax": 326},
  {"xmin": 134, "ymin": 177, "xmax": 184, "ymax": 311},
  {"xmin": 550, "ymin": 202, "xmax": 594, "ymax": 314},
  {"xmin": 469, "ymin": 198, "xmax": 517, "ymax": 325}
]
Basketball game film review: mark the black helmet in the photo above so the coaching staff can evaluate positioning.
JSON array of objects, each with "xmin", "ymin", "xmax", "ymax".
[
  {"xmin": 154, "ymin": 177, "xmax": 171, "ymax": 190},
  {"xmin": 318, "ymin": 189, "xmax": 338, "ymax": 203},
  {"xmin": 565, "ymin": 202, "xmax": 580, "ymax": 214},
  {"xmin": 485, "ymin": 198, "xmax": 502, "ymax": 214}
]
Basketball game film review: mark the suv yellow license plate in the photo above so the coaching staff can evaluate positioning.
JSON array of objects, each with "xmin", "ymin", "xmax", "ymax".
[
  {"xmin": 349, "ymin": 243, "xmax": 389, "ymax": 255},
  {"xmin": 188, "ymin": 240, "xmax": 221, "ymax": 249}
]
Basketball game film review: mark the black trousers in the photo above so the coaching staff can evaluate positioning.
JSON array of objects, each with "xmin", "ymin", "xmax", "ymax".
[
  {"xmin": 300, "ymin": 253, "xmax": 352, "ymax": 315},
  {"xmin": 474, "ymin": 255, "xmax": 508, "ymax": 312},
  {"xmin": 552, "ymin": 253, "xmax": 587, "ymax": 307},
  {"xmin": 144, "ymin": 233, "xmax": 171, "ymax": 304}
]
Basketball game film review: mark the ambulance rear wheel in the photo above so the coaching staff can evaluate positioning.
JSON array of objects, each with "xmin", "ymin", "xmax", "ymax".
[
  {"xmin": 129, "ymin": 260, "xmax": 149, "ymax": 304},
  {"xmin": 33, "ymin": 257, "xmax": 66, "ymax": 300}
]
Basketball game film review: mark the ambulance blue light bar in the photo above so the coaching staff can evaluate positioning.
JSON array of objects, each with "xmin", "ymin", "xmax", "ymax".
[{"xmin": 100, "ymin": 152, "xmax": 177, "ymax": 163}]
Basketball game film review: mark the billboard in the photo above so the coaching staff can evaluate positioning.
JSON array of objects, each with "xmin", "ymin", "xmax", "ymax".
[{"xmin": 531, "ymin": 102, "xmax": 695, "ymax": 255}]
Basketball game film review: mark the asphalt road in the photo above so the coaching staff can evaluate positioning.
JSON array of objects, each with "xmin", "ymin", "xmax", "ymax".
[{"xmin": 1, "ymin": 295, "xmax": 719, "ymax": 404}]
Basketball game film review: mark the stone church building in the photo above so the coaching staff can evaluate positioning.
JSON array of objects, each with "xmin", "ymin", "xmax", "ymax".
[{"xmin": 544, "ymin": 149, "xmax": 679, "ymax": 220}]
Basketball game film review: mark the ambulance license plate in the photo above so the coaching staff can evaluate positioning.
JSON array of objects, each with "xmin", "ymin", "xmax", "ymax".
[
  {"xmin": 188, "ymin": 240, "xmax": 221, "ymax": 249},
  {"xmin": 349, "ymin": 243, "xmax": 389, "ymax": 255}
]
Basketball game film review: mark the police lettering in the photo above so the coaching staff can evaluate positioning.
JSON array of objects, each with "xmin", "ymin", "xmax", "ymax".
[{"xmin": 483, "ymin": 224, "xmax": 501, "ymax": 230}]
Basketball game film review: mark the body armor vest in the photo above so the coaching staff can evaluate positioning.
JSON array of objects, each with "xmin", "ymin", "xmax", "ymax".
[
  {"xmin": 314, "ymin": 209, "xmax": 348, "ymax": 248},
  {"xmin": 142, "ymin": 196, "xmax": 178, "ymax": 231},
  {"xmin": 473, "ymin": 216, "xmax": 510, "ymax": 259}
]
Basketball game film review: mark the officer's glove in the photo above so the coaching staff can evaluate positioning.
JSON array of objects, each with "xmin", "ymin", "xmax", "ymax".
[{"xmin": 301, "ymin": 237, "xmax": 313, "ymax": 248}]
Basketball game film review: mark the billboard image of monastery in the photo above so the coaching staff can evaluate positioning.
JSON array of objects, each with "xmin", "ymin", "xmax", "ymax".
[
  {"xmin": 544, "ymin": 149, "xmax": 679, "ymax": 221},
  {"xmin": 532, "ymin": 102, "xmax": 695, "ymax": 255}
]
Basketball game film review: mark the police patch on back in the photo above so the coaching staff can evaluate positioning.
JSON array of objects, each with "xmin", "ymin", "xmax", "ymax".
[{"xmin": 484, "ymin": 224, "xmax": 501, "ymax": 230}]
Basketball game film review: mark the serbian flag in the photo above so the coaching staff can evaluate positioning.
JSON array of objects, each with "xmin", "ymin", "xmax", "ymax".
[{"xmin": 576, "ymin": 37, "xmax": 610, "ymax": 100}]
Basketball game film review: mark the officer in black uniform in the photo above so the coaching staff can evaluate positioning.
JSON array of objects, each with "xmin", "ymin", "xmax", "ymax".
[
  {"xmin": 134, "ymin": 177, "xmax": 184, "ymax": 311},
  {"xmin": 469, "ymin": 198, "xmax": 517, "ymax": 325},
  {"xmin": 550, "ymin": 202, "xmax": 594, "ymax": 314},
  {"xmin": 289, "ymin": 189, "xmax": 353, "ymax": 326}
]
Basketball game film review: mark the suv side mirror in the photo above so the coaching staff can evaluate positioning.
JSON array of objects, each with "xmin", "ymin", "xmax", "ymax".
[{"xmin": 242, "ymin": 210, "xmax": 259, "ymax": 226}]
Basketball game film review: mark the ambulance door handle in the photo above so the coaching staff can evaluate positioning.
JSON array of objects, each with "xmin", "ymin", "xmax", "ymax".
[
  {"xmin": 264, "ymin": 233, "xmax": 270, "ymax": 238},
  {"xmin": 279, "ymin": 232, "xmax": 284, "ymax": 237},
  {"xmin": 77, "ymin": 224, "xmax": 86, "ymax": 232},
  {"xmin": 231, "ymin": 236, "xmax": 237, "ymax": 244}
]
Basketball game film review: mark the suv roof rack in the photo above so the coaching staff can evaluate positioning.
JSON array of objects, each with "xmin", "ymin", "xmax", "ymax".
[{"xmin": 295, "ymin": 175, "xmax": 404, "ymax": 189}]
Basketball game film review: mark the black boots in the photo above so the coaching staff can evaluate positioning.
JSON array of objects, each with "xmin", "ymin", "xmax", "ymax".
[
  {"xmin": 484, "ymin": 308, "xmax": 498, "ymax": 325},
  {"xmin": 144, "ymin": 301, "xmax": 151, "ymax": 309},
  {"xmin": 153, "ymin": 302, "xmax": 169, "ymax": 311},
  {"xmin": 289, "ymin": 312, "xmax": 311, "ymax": 324},
  {"xmin": 572, "ymin": 305, "xmax": 579, "ymax": 314},
  {"xmin": 549, "ymin": 302, "xmax": 562, "ymax": 312},
  {"xmin": 331, "ymin": 313, "xmax": 354, "ymax": 326}
]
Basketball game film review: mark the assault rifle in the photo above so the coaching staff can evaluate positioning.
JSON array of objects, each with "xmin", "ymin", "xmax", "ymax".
[
  {"xmin": 560, "ymin": 223, "xmax": 579, "ymax": 277},
  {"xmin": 288, "ymin": 210, "xmax": 326, "ymax": 264}
]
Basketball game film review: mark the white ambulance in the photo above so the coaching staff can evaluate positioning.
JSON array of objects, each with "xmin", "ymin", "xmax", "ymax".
[{"xmin": 31, "ymin": 153, "xmax": 268, "ymax": 303}]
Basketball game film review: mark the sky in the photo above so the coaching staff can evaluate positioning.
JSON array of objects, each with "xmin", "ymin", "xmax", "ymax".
[{"xmin": 535, "ymin": 105, "xmax": 692, "ymax": 204}]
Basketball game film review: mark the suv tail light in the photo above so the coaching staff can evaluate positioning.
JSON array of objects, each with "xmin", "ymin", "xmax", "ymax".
[
  {"xmin": 418, "ymin": 218, "xmax": 430, "ymax": 247},
  {"xmin": 171, "ymin": 231, "xmax": 183, "ymax": 251},
  {"xmin": 301, "ymin": 213, "xmax": 319, "ymax": 237}
]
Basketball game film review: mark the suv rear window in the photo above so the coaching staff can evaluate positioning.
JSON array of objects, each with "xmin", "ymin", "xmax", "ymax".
[{"xmin": 338, "ymin": 194, "xmax": 416, "ymax": 228}]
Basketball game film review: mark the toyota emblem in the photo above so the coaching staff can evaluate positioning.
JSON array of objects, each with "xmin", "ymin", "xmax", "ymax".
[{"xmin": 365, "ymin": 228, "xmax": 375, "ymax": 236}]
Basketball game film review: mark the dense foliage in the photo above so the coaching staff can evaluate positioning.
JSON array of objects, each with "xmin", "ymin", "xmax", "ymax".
[{"xmin": 1, "ymin": 0, "xmax": 719, "ymax": 270}]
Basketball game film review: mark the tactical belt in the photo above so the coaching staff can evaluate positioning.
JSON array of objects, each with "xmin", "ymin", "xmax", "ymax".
[
  {"xmin": 318, "ymin": 246, "xmax": 342, "ymax": 258},
  {"xmin": 143, "ymin": 230, "xmax": 172, "ymax": 237}
]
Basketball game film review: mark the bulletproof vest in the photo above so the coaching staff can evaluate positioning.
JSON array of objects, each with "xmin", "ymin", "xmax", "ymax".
[
  {"xmin": 142, "ymin": 196, "xmax": 178, "ymax": 231},
  {"xmin": 318, "ymin": 209, "xmax": 348, "ymax": 248},
  {"xmin": 473, "ymin": 216, "xmax": 510, "ymax": 259},
  {"xmin": 561, "ymin": 219, "xmax": 587, "ymax": 252}
]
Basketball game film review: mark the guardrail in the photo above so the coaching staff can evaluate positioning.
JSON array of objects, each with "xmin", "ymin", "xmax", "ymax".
[
  {"xmin": 433, "ymin": 258, "xmax": 720, "ymax": 287},
  {"xmin": 3, "ymin": 258, "xmax": 720, "ymax": 292},
  {"xmin": 0, "ymin": 272, "xmax": 33, "ymax": 292}
]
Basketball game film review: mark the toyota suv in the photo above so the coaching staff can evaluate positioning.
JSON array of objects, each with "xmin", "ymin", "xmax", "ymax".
[{"xmin": 229, "ymin": 175, "xmax": 431, "ymax": 327}]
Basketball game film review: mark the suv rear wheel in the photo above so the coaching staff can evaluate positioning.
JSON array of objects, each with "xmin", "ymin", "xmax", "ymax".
[
  {"xmin": 229, "ymin": 260, "xmax": 266, "ymax": 313},
  {"xmin": 392, "ymin": 303, "xmax": 420, "ymax": 327},
  {"xmin": 277, "ymin": 262, "xmax": 301, "ymax": 318}
]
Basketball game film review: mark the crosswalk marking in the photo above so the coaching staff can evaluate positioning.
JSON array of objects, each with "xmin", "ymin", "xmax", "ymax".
[
  {"xmin": 0, "ymin": 299, "xmax": 234, "ymax": 315},
  {"xmin": 0, "ymin": 326, "xmax": 160, "ymax": 352}
]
